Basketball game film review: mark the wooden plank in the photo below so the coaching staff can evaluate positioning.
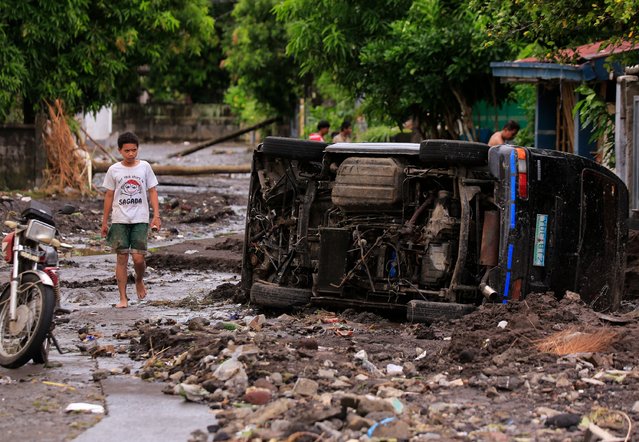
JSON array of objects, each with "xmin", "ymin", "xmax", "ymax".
[{"xmin": 92, "ymin": 161, "xmax": 250, "ymax": 175}]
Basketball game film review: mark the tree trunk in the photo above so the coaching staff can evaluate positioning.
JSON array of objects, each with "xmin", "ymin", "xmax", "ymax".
[
  {"xmin": 452, "ymin": 87, "xmax": 476, "ymax": 142},
  {"xmin": 168, "ymin": 117, "xmax": 279, "ymax": 158}
]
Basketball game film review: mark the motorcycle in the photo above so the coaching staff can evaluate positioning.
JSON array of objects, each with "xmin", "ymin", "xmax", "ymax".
[{"xmin": 0, "ymin": 200, "xmax": 71, "ymax": 368}]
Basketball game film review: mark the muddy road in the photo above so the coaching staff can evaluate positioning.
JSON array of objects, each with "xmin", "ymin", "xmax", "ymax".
[
  {"xmin": 0, "ymin": 142, "xmax": 252, "ymax": 441},
  {"xmin": 1, "ymin": 141, "xmax": 639, "ymax": 441}
]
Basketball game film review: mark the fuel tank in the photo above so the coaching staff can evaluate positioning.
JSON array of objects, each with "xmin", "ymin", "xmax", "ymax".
[{"xmin": 331, "ymin": 157, "xmax": 404, "ymax": 210}]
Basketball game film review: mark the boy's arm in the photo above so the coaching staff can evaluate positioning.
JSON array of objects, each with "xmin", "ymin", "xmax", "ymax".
[
  {"xmin": 149, "ymin": 186, "xmax": 161, "ymax": 230},
  {"xmin": 101, "ymin": 189, "xmax": 114, "ymax": 237}
]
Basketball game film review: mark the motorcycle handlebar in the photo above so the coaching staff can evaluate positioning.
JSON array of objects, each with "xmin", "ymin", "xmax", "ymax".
[
  {"xmin": 49, "ymin": 238, "xmax": 73, "ymax": 249},
  {"xmin": 5, "ymin": 220, "xmax": 72, "ymax": 250},
  {"xmin": 4, "ymin": 220, "xmax": 21, "ymax": 229}
]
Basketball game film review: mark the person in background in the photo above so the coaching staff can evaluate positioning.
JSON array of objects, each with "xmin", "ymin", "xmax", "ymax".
[
  {"xmin": 332, "ymin": 120, "xmax": 352, "ymax": 143},
  {"xmin": 309, "ymin": 120, "xmax": 330, "ymax": 141},
  {"xmin": 488, "ymin": 120, "xmax": 520, "ymax": 146},
  {"xmin": 101, "ymin": 132, "xmax": 161, "ymax": 308},
  {"xmin": 355, "ymin": 115, "xmax": 368, "ymax": 135}
]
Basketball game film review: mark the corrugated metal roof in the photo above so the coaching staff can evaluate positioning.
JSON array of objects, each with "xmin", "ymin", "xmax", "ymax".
[{"xmin": 489, "ymin": 62, "xmax": 587, "ymax": 81}]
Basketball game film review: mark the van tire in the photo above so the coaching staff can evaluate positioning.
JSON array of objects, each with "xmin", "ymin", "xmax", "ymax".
[
  {"xmin": 261, "ymin": 137, "xmax": 327, "ymax": 161},
  {"xmin": 419, "ymin": 140, "xmax": 490, "ymax": 166},
  {"xmin": 250, "ymin": 281, "xmax": 312, "ymax": 308},
  {"xmin": 406, "ymin": 300, "xmax": 475, "ymax": 323}
]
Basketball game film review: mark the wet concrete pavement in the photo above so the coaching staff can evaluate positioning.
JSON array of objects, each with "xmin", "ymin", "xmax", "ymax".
[
  {"xmin": 74, "ymin": 372, "xmax": 215, "ymax": 442},
  {"xmin": 2, "ymin": 348, "xmax": 215, "ymax": 442}
]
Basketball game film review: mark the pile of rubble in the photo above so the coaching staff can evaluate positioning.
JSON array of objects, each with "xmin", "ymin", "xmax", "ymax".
[{"xmin": 117, "ymin": 291, "xmax": 639, "ymax": 441}]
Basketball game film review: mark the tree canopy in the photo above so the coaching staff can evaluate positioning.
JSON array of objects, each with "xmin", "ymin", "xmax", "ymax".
[
  {"xmin": 0, "ymin": 0, "xmax": 217, "ymax": 121},
  {"xmin": 2, "ymin": 0, "xmax": 635, "ymax": 136},
  {"xmin": 142, "ymin": 1, "xmax": 233, "ymax": 103},
  {"xmin": 276, "ymin": 0, "xmax": 515, "ymax": 138},
  {"xmin": 471, "ymin": 0, "xmax": 639, "ymax": 57},
  {"xmin": 222, "ymin": 0, "xmax": 301, "ymax": 120}
]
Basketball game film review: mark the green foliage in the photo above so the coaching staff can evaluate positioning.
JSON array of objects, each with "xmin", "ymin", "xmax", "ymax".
[
  {"xmin": 223, "ymin": 0, "xmax": 301, "ymax": 121},
  {"xmin": 0, "ymin": 32, "xmax": 27, "ymax": 118},
  {"xmin": 224, "ymin": 85, "xmax": 266, "ymax": 123},
  {"xmin": 510, "ymin": 84, "xmax": 535, "ymax": 146},
  {"xmin": 143, "ymin": 1, "xmax": 229, "ymax": 103},
  {"xmin": 0, "ymin": 0, "xmax": 218, "ymax": 121},
  {"xmin": 573, "ymin": 84, "xmax": 615, "ymax": 168},
  {"xmin": 275, "ymin": 0, "xmax": 411, "ymax": 86},
  {"xmin": 305, "ymin": 73, "xmax": 357, "ymax": 138},
  {"xmin": 470, "ymin": 0, "xmax": 639, "ymax": 57},
  {"xmin": 357, "ymin": 125, "xmax": 403, "ymax": 142},
  {"xmin": 276, "ymin": 0, "xmax": 515, "ymax": 139}
]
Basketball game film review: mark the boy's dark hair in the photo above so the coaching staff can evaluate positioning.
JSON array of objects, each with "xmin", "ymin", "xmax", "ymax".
[
  {"xmin": 340, "ymin": 120, "xmax": 351, "ymax": 131},
  {"xmin": 117, "ymin": 132, "xmax": 139, "ymax": 149},
  {"xmin": 317, "ymin": 120, "xmax": 330, "ymax": 130},
  {"xmin": 504, "ymin": 120, "xmax": 520, "ymax": 131}
]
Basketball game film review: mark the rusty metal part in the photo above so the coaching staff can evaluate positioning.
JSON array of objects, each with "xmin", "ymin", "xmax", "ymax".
[
  {"xmin": 480, "ymin": 210, "xmax": 499, "ymax": 266},
  {"xmin": 449, "ymin": 184, "xmax": 481, "ymax": 300}
]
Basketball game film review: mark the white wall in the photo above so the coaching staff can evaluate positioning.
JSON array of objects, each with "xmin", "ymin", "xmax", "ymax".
[{"xmin": 82, "ymin": 106, "xmax": 112, "ymax": 141}]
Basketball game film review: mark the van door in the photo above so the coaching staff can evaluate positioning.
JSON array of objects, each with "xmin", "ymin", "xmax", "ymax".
[{"xmin": 576, "ymin": 169, "xmax": 625, "ymax": 310}]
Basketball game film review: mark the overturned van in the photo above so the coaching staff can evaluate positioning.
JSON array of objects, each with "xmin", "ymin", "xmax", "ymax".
[{"xmin": 241, "ymin": 137, "xmax": 628, "ymax": 322}]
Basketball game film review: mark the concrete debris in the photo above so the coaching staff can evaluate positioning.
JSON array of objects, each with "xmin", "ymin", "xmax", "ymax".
[{"xmin": 292, "ymin": 378, "xmax": 318, "ymax": 397}]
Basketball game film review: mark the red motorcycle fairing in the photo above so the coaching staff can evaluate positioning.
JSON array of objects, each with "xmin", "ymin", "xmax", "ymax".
[{"xmin": 2, "ymin": 232, "xmax": 14, "ymax": 263}]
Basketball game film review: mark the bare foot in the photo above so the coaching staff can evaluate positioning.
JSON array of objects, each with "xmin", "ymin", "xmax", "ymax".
[
  {"xmin": 135, "ymin": 280, "xmax": 147, "ymax": 300},
  {"xmin": 115, "ymin": 302, "xmax": 128, "ymax": 308}
]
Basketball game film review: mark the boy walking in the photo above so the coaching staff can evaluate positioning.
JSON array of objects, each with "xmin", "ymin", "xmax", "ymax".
[{"xmin": 101, "ymin": 132, "xmax": 161, "ymax": 308}]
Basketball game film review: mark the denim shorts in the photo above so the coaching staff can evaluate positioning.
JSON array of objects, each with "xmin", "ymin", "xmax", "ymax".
[{"xmin": 106, "ymin": 223, "xmax": 149, "ymax": 254}]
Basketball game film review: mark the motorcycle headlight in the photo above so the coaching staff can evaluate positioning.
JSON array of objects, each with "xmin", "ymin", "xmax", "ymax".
[{"xmin": 25, "ymin": 220, "xmax": 56, "ymax": 243}]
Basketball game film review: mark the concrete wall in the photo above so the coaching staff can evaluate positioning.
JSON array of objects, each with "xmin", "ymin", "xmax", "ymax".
[
  {"xmin": 0, "ymin": 103, "xmax": 252, "ymax": 190},
  {"xmin": 0, "ymin": 125, "xmax": 38, "ymax": 190},
  {"xmin": 82, "ymin": 106, "xmax": 112, "ymax": 140},
  {"xmin": 112, "ymin": 103, "xmax": 241, "ymax": 142}
]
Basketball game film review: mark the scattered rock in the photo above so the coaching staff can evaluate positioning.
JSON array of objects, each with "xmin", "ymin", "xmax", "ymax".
[
  {"xmin": 292, "ymin": 378, "xmax": 318, "ymax": 397},
  {"xmin": 244, "ymin": 387, "xmax": 272, "ymax": 405},
  {"xmin": 174, "ymin": 383, "xmax": 209, "ymax": 402},
  {"xmin": 92, "ymin": 370, "xmax": 110, "ymax": 381},
  {"xmin": 545, "ymin": 413, "xmax": 581, "ymax": 429}
]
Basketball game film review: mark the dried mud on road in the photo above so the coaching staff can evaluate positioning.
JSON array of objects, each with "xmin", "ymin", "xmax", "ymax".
[{"xmin": 2, "ymin": 146, "xmax": 639, "ymax": 440}]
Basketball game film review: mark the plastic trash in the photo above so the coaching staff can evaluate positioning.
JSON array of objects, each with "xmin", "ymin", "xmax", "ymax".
[
  {"xmin": 367, "ymin": 417, "xmax": 396, "ymax": 437},
  {"xmin": 65, "ymin": 403, "xmax": 105, "ymax": 414}
]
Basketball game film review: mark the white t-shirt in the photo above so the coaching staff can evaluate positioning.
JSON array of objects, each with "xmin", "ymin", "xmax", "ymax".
[{"xmin": 102, "ymin": 161, "xmax": 159, "ymax": 224}]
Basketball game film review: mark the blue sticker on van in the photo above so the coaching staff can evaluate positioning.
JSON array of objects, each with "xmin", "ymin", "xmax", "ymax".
[{"xmin": 533, "ymin": 214, "xmax": 548, "ymax": 266}]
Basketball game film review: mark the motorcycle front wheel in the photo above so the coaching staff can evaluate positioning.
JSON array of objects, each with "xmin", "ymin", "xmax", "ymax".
[{"xmin": 0, "ymin": 273, "xmax": 55, "ymax": 368}]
